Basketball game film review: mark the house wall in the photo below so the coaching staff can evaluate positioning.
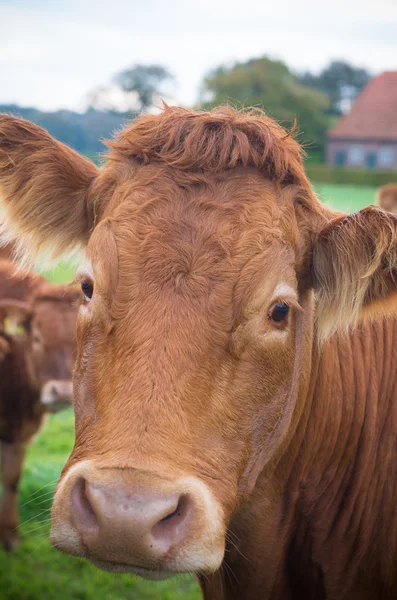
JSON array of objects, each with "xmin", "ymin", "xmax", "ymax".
[{"xmin": 327, "ymin": 140, "xmax": 397, "ymax": 170}]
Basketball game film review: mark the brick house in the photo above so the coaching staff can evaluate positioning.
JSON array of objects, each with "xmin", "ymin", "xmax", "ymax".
[{"xmin": 327, "ymin": 71, "xmax": 397, "ymax": 170}]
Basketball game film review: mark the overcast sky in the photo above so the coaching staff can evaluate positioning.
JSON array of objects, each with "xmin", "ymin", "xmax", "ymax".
[{"xmin": 1, "ymin": 0, "xmax": 396, "ymax": 112}]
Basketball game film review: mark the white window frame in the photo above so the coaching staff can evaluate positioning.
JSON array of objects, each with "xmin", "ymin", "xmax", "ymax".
[
  {"xmin": 348, "ymin": 145, "xmax": 364, "ymax": 166},
  {"xmin": 378, "ymin": 147, "xmax": 395, "ymax": 168}
]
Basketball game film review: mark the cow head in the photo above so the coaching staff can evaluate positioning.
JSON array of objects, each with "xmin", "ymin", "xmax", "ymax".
[
  {"xmin": 1, "ymin": 108, "xmax": 397, "ymax": 579},
  {"xmin": 0, "ymin": 258, "xmax": 80, "ymax": 411},
  {"xmin": 0, "ymin": 300, "xmax": 40, "ymax": 431},
  {"xmin": 29, "ymin": 283, "xmax": 80, "ymax": 412},
  {"xmin": 0, "ymin": 300, "xmax": 33, "ymax": 364},
  {"xmin": 377, "ymin": 183, "xmax": 397, "ymax": 214}
]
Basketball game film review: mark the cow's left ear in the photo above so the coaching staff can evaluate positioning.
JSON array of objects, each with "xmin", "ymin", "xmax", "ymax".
[
  {"xmin": 0, "ymin": 300, "xmax": 33, "ymax": 337},
  {"xmin": 311, "ymin": 206, "xmax": 397, "ymax": 341}
]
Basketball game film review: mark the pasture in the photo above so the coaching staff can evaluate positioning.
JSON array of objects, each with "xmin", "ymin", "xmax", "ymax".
[{"xmin": 0, "ymin": 183, "xmax": 378, "ymax": 599}]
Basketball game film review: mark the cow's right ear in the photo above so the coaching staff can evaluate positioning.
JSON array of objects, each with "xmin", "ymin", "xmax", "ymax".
[{"xmin": 0, "ymin": 115, "xmax": 99, "ymax": 263}]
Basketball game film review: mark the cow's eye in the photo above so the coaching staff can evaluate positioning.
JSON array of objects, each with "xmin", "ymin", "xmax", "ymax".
[
  {"xmin": 81, "ymin": 279, "xmax": 94, "ymax": 301},
  {"xmin": 268, "ymin": 302, "xmax": 289, "ymax": 323}
]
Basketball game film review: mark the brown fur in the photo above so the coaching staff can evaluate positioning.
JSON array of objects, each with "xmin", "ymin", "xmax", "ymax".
[
  {"xmin": 0, "ymin": 241, "xmax": 16, "ymax": 261},
  {"xmin": 107, "ymin": 105, "xmax": 305, "ymax": 182},
  {"xmin": 0, "ymin": 300, "xmax": 42, "ymax": 550},
  {"xmin": 313, "ymin": 206, "xmax": 397, "ymax": 339},
  {"xmin": 0, "ymin": 260, "xmax": 79, "ymax": 389},
  {"xmin": 2, "ymin": 107, "xmax": 397, "ymax": 596},
  {"xmin": 0, "ymin": 302, "xmax": 41, "ymax": 443},
  {"xmin": 0, "ymin": 114, "xmax": 98, "ymax": 262},
  {"xmin": 377, "ymin": 183, "xmax": 397, "ymax": 214},
  {"xmin": 0, "ymin": 258, "xmax": 45, "ymax": 300}
]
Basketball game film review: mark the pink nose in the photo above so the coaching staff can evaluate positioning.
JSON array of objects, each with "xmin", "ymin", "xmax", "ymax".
[
  {"xmin": 41, "ymin": 380, "xmax": 73, "ymax": 412},
  {"xmin": 70, "ymin": 477, "xmax": 194, "ymax": 566}
]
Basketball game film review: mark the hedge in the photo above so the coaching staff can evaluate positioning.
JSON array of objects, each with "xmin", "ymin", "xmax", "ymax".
[{"xmin": 305, "ymin": 164, "xmax": 397, "ymax": 187}]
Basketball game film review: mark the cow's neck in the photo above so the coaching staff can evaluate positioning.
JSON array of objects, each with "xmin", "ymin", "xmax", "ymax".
[{"xmin": 202, "ymin": 316, "xmax": 397, "ymax": 600}]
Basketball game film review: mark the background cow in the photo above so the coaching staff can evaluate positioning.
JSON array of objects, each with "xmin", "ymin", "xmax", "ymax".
[
  {"xmin": 0, "ymin": 260, "xmax": 80, "ymax": 410},
  {"xmin": 0, "ymin": 259, "xmax": 80, "ymax": 550},
  {"xmin": 0, "ymin": 241, "xmax": 16, "ymax": 262},
  {"xmin": 377, "ymin": 183, "xmax": 397, "ymax": 214},
  {"xmin": 2, "ymin": 108, "xmax": 397, "ymax": 598},
  {"xmin": 0, "ymin": 300, "xmax": 41, "ymax": 550}
]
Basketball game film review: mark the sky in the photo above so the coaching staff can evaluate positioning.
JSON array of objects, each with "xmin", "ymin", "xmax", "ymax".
[{"xmin": 0, "ymin": 0, "xmax": 397, "ymax": 112}]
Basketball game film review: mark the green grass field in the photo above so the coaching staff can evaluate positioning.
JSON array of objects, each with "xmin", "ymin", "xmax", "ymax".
[
  {"xmin": 0, "ymin": 183, "xmax": 378, "ymax": 599},
  {"xmin": 314, "ymin": 183, "xmax": 377, "ymax": 213}
]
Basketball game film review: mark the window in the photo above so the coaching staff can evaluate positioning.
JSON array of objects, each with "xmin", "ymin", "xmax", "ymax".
[
  {"xmin": 348, "ymin": 145, "xmax": 364, "ymax": 166},
  {"xmin": 378, "ymin": 147, "xmax": 395, "ymax": 168},
  {"xmin": 366, "ymin": 153, "xmax": 377, "ymax": 169},
  {"xmin": 334, "ymin": 151, "xmax": 346, "ymax": 167}
]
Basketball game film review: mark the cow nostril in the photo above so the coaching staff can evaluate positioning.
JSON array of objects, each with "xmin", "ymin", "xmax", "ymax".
[
  {"xmin": 151, "ymin": 494, "xmax": 192, "ymax": 548},
  {"xmin": 159, "ymin": 495, "xmax": 186, "ymax": 523},
  {"xmin": 71, "ymin": 478, "xmax": 98, "ymax": 532},
  {"xmin": 159, "ymin": 506, "xmax": 179, "ymax": 523}
]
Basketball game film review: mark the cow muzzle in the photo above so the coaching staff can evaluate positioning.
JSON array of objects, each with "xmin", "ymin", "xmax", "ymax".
[
  {"xmin": 40, "ymin": 380, "xmax": 73, "ymax": 413},
  {"xmin": 51, "ymin": 461, "xmax": 225, "ymax": 579}
]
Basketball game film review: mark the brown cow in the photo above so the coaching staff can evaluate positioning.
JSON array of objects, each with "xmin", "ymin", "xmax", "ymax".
[
  {"xmin": 0, "ymin": 260, "xmax": 80, "ymax": 549},
  {"xmin": 0, "ymin": 260, "xmax": 80, "ymax": 410},
  {"xmin": 2, "ymin": 108, "xmax": 397, "ymax": 598},
  {"xmin": 377, "ymin": 183, "xmax": 397, "ymax": 214},
  {"xmin": 0, "ymin": 240, "xmax": 16, "ymax": 261},
  {"xmin": 0, "ymin": 300, "xmax": 41, "ymax": 550},
  {"xmin": 0, "ymin": 258, "xmax": 45, "ymax": 303}
]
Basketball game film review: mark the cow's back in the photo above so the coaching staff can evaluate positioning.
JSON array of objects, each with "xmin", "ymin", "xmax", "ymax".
[
  {"xmin": 0, "ymin": 259, "xmax": 45, "ymax": 301},
  {"xmin": 0, "ymin": 241, "xmax": 16, "ymax": 262}
]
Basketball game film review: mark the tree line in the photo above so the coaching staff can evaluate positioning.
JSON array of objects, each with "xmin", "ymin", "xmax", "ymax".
[{"xmin": 1, "ymin": 57, "xmax": 371, "ymax": 161}]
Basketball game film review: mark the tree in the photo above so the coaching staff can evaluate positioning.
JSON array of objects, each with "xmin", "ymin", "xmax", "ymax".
[
  {"xmin": 299, "ymin": 61, "xmax": 371, "ymax": 114},
  {"xmin": 87, "ymin": 64, "xmax": 174, "ymax": 115},
  {"xmin": 114, "ymin": 64, "xmax": 174, "ymax": 113},
  {"xmin": 200, "ymin": 56, "xmax": 330, "ymax": 156},
  {"xmin": 85, "ymin": 86, "xmax": 132, "ymax": 116}
]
